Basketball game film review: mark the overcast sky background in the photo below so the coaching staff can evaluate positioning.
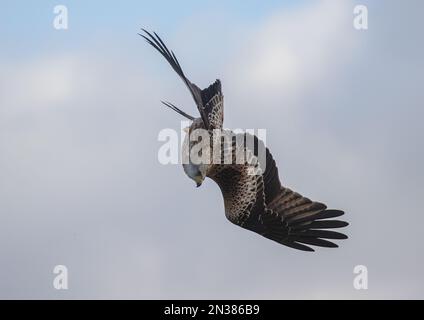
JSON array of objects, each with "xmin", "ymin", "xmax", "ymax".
[{"xmin": 0, "ymin": 0, "xmax": 423, "ymax": 299}]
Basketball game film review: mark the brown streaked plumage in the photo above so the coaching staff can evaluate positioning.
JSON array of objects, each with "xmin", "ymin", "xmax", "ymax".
[{"xmin": 140, "ymin": 30, "xmax": 348, "ymax": 251}]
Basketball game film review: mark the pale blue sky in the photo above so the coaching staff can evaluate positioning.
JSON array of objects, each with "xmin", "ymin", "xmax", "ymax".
[{"xmin": 1, "ymin": 0, "xmax": 305, "ymax": 56}]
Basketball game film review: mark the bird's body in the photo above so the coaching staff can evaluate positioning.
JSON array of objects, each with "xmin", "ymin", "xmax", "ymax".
[{"xmin": 140, "ymin": 30, "xmax": 348, "ymax": 251}]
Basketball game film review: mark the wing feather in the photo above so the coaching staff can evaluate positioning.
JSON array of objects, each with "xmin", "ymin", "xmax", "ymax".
[
  {"xmin": 140, "ymin": 30, "xmax": 223, "ymax": 129},
  {"xmin": 209, "ymin": 133, "xmax": 348, "ymax": 251}
]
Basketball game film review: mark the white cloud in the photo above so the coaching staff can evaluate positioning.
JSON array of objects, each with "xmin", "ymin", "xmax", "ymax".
[
  {"xmin": 228, "ymin": 0, "xmax": 357, "ymax": 107},
  {"xmin": 0, "ymin": 56, "xmax": 79, "ymax": 112}
]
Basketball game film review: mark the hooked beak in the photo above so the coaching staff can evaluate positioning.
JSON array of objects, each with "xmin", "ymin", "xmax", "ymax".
[{"xmin": 195, "ymin": 176, "xmax": 204, "ymax": 188}]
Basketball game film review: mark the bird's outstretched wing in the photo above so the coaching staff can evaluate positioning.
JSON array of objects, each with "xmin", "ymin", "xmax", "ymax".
[
  {"xmin": 140, "ymin": 30, "xmax": 224, "ymax": 130},
  {"xmin": 209, "ymin": 133, "xmax": 348, "ymax": 252}
]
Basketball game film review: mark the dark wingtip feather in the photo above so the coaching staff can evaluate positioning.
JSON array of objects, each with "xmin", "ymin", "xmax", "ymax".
[
  {"xmin": 316, "ymin": 209, "xmax": 345, "ymax": 220},
  {"xmin": 285, "ymin": 208, "xmax": 348, "ymax": 250},
  {"xmin": 291, "ymin": 230, "xmax": 348, "ymax": 240},
  {"xmin": 283, "ymin": 241, "xmax": 315, "ymax": 252},
  {"xmin": 139, "ymin": 28, "xmax": 206, "ymax": 121},
  {"xmin": 292, "ymin": 220, "xmax": 349, "ymax": 230},
  {"xmin": 295, "ymin": 237, "xmax": 339, "ymax": 248},
  {"xmin": 139, "ymin": 29, "xmax": 184, "ymax": 76}
]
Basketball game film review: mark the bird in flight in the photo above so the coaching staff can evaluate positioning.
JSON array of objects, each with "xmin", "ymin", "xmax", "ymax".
[{"xmin": 140, "ymin": 29, "xmax": 348, "ymax": 252}]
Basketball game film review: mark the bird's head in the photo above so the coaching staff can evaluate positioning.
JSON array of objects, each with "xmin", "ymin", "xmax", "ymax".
[
  {"xmin": 182, "ymin": 118, "xmax": 210, "ymax": 188},
  {"xmin": 183, "ymin": 161, "xmax": 206, "ymax": 187}
]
